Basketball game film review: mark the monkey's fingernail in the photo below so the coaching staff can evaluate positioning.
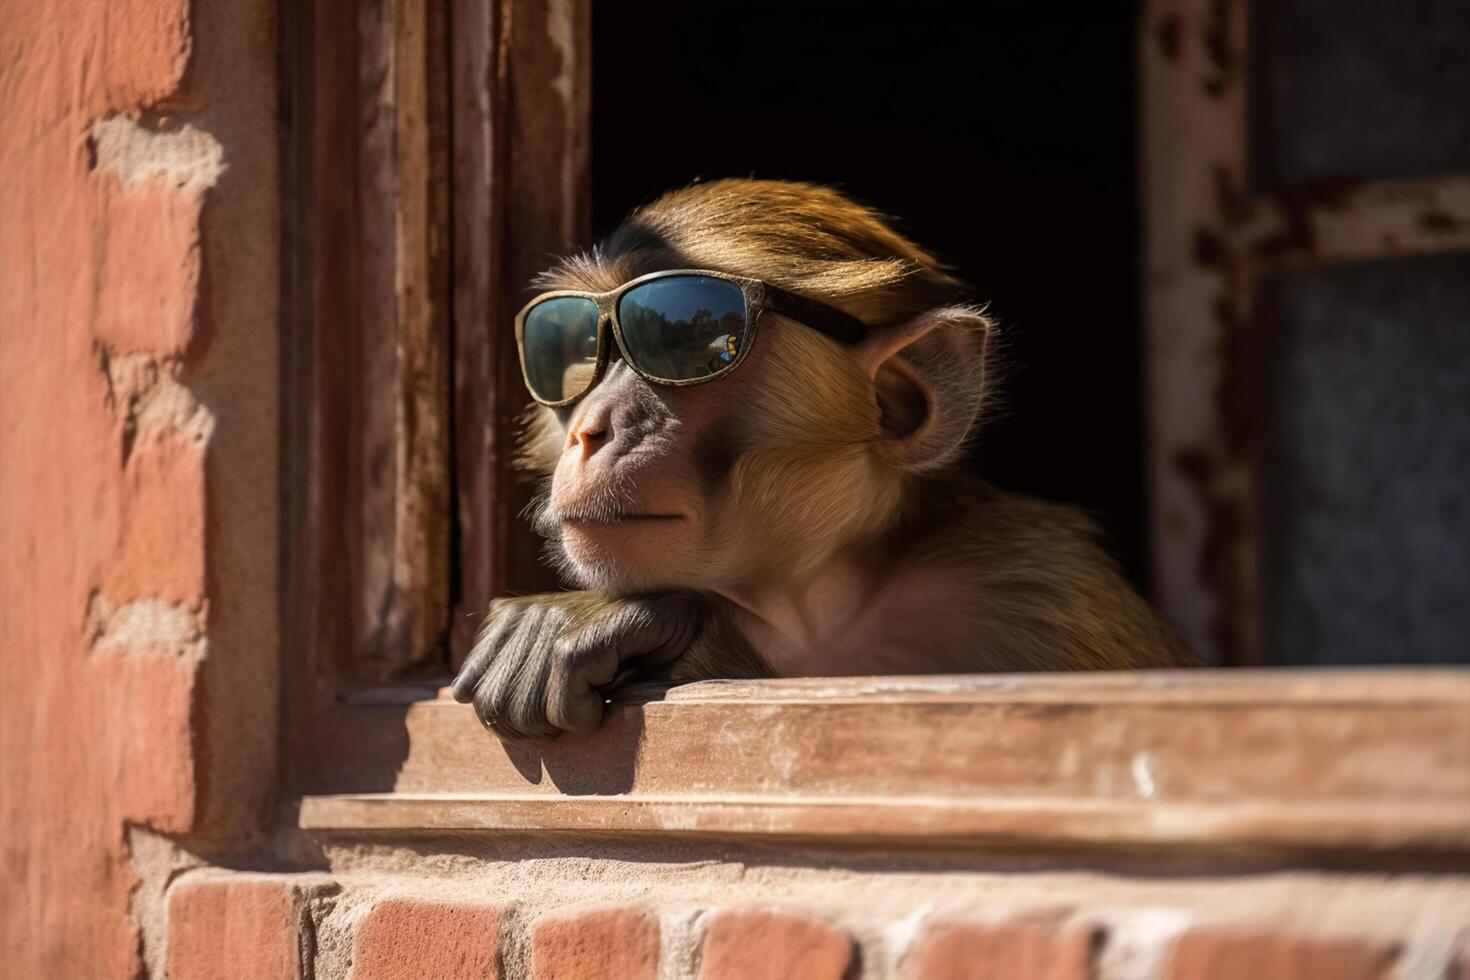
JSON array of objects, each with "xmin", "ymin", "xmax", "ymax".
[
  {"xmin": 606, "ymin": 665, "xmax": 639, "ymax": 692},
  {"xmin": 449, "ymin": 674, "xmax": 477, "ymax": 703}
]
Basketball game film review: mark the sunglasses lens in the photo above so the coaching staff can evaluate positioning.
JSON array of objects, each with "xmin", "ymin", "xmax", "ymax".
[
  {"xmin": 616, "ymin": 276, "xmax": 748, "ymax": 382},
  {"xmin": 522, "ymin": 297, "xmax": 602, "ymax": 403}
]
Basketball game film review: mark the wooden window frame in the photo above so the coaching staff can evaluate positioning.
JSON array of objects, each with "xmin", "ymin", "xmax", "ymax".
[
  {"xmin": 280, "ymin": 0, "xmax": 1470, "ymax": 857},
  {"xmin": 281, "ymin": 0, "xmax": 587, "ymax": 793}
]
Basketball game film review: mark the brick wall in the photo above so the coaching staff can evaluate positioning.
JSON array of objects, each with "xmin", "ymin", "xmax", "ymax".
[
  {"xmin": 4, "ymin": 5, "xmax": 1468, "ymax": 980},
  {"xmin": 165, "ymin": 873, "xmax": 1468, "ymax": 980},
  {"xmin": 0, "ymin": 2, "xmax": 278, "ymax": 976}
]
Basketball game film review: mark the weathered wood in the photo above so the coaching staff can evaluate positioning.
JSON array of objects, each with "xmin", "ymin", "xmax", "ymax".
[
  {"xmin": 282, "ymin": 0, "xmax": 367, "ymax": 737},
  {"xmin": 298, "ymin": 669, "xmax": 1470, "ymax": 854},
  {"xmin": 355, "ymin": 0, "xmax": 401, "ymax": 673},
  {"xmin": 299, "ymin": 795, "xmax": 1468, "ymax": 853},
  {"xmin": 384, "ymin": 0, "xmax": 452, "ymax": 671},
  {"xmin": 450, "ymin": 0, "xmax": 591, "ymax": 665},
  {"xmin": 448, "ymin": 0, "xmax": 501, "ymax": 664},
  {"xmin": 284, "ymin": 0, "xmax": 452, "ymax": 686}
]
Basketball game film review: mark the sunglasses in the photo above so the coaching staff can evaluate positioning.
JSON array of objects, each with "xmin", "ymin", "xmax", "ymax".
[{"xmin": 515, "ymin": 269, "xmax": 870, "ymax": 406}]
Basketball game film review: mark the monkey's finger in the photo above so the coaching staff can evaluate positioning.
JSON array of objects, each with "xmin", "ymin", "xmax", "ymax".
[
  {"xmin": 450, "ymin": 611, "xmax": 518, "ymax": 702},
  {"xmin": 605, "ymin": 664, "xmax": 641, "ymax": 691},
  {"xmin": 545, "ymin": 641, "xmax": 621, "ymax": 735},
  {"xmin": 545, "ymin": 599, "xmax": 700, "ymax": 734},
  {"xmin": 449, "ymin": 664, "xmax": 482, "ymax": 703},
  {"xmin": 608, "ymin": 593, "xmax": 706, "ymax": 668},
  {"xmin": 476, "ymin": 614, "xmax": 559, "ymax": 738}
]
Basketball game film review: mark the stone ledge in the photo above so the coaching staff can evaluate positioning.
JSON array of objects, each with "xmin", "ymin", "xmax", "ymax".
[{"xmin": 296, "ymin": 668, "xmax": 1470, "ymax": 854}]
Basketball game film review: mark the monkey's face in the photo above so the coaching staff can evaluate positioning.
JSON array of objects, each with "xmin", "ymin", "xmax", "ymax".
[{"xmin": 522, "ymin": 317, "xmax": 907, "ymax": 594}]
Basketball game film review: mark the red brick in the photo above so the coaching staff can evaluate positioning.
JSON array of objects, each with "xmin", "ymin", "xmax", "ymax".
[
  {"xmin": 103, "ymin": 425, "xmax": 209, "ymax": 606},
  {"xmin": 532, "ymin": 907, "xmax": 660, "ymax": 980},
  {"xmin": 94, "ymin": 180, "xmax": 206, "ymax": 358},
  {"xmin": 354, "ymin": 898, "xmax": 502, "ymax": 980},
  {"xmin": 3, "ymin": 1, "xmax": 190, "ymax": 117},
  {"xmin": 699, "ymin": 910, "xmax": 854, "ymax": 980},
  {"xmin": 105, "ymin": 649, "xmax": 198, "ymax": 832},
  {"xmin": 97, "ymin": 0, "xmax": 193, "ymax": 110},
  {"xmin": 1165, "ymin": 928, "xmax": 1398, "ymax": 980},
  {"xmin": 904, "ymin": 917, "xmax": 1097, "ymax": 980},
  {"xmin": 168, "ymin": 876, "xmax": 304, "ymax": 980}
]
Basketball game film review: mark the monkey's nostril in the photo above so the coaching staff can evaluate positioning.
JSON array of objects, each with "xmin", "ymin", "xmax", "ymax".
[{"xmin": 575, "ymin": 427, "xmax": 609, "ymax": 457}]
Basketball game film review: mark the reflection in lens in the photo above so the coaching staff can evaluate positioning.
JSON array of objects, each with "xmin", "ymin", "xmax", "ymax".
[
  {"xmin": 617, "ymin": 276, "xmax": 747, "ymax": 382},
  {"xmin": 523, "ymin": 297, "xmax": 601, "ymax": 402}
]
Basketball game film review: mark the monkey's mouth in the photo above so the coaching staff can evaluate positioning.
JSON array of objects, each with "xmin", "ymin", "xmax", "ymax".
[{"xmin": 560, "ymin": 513, "xmax": 686, "ymax": 527}]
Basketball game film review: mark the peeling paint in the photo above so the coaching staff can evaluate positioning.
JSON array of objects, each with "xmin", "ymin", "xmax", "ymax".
[
  {"xmin": 1418, "ymin": 210, "xmax": 1462, "ymax": 234},
  {"xmin": 1155, "ymin": 13, "xmax": 1183, "ymax": 62},
  {"xmin": 1199, "ymin": 0, "xmax": 1240, "ymax": 98},
  {"xmin": 1248, "ymin": 175, "xmax": 1470, "ymax": 269},
  {"xmin": 544, "ymin": 0, "xmax": 584, "ymax": 239},
  {"xmin": 89, "ymin": 115, "xmax": 225, "ymax": 193},
  {"xmin": 1131, "ymin": 753, "xmax": 1159, "ymax": 799}
]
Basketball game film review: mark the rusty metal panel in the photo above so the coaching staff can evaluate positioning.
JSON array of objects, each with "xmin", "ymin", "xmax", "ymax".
[
  {"xmin": 1250, "ymin": 0, "xmax": 1470, "ymax": 191},
  {"xmin": 1141, "ymin": 0, "xmax": 1255, "ymax": 664},
  {"xmin": 1241, "ymin": 176, "xmax": 1470, "ymax": 271},
  {"xmin": 1142, "ymin": 0, "xmax": 1469, "ymax": 667},
  {"xmin": 1258, "ymin": 253, "xmax": 1470, "ymax": 665}
]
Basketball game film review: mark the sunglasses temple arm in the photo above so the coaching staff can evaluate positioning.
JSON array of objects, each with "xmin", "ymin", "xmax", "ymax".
[{"xmin": 759, "ymin": 285, "xmax": 869, "ymax": 345}]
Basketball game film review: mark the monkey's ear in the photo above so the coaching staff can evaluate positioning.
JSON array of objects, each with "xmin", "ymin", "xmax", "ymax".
[{"xmin": 856, "ymin": 305, "xmax": 993, "ymax": 472}]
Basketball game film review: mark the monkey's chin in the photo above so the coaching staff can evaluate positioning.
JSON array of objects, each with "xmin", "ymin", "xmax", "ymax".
[{"xmin": 557, "ymin": 518, "xmax": 696, "ymax": 591}]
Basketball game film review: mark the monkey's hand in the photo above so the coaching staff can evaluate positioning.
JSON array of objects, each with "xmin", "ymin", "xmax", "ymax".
[{"xmin": 449, "ymin": 591, "xmax": 708, "ymax": 739}]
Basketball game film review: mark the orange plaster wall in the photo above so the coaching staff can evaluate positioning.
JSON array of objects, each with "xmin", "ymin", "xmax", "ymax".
[{"xmin": 0, "ymin": 2, "xmax": 279, "ymax": 975}]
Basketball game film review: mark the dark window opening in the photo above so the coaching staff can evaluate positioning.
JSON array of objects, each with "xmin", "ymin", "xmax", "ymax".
[{"xmin": 591, "ymin": 0, "xmax": 1149, "ymax": 588}]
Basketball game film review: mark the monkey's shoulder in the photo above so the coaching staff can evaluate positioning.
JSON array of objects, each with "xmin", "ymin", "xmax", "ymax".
[
  {"xmin": 898, "ymin": 478, "xmax": 1109, "ymax": 566},
  {"xmin": 889, "ymin": 480, "xmax": 1194, "ymax": 670}
]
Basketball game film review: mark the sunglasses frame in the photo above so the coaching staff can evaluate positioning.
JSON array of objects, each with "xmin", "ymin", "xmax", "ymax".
[{"xmin": 514, "ymin": 268, "xmax": 870, "ymax": 407}]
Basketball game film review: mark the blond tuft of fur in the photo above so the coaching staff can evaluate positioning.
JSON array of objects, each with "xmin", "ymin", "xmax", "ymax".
[
  {"xmin": 514, "ymin": 403, "xmax": 563, "ymax": 474},
  {"xmin": 537, "ymin": 178, "xmax": 965, "ymax": 326}
]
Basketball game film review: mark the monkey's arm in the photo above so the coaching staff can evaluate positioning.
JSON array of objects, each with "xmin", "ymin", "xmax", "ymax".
[
  {"xmin": 653, "ymin": 599, "xmax": 773, "ymax": 684},
  {"xmin": 451, "ymin": 591, "xmax": 768, "ymax": 739}
]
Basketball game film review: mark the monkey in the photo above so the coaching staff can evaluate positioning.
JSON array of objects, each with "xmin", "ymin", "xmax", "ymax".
[{"xmin": 452, "ymin": 179, "xmax": 1195, "ymax": 739}]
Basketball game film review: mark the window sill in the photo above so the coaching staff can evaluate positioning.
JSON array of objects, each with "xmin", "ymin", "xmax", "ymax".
[{"xmin": 297, "ymin": 669, "xmax": 1470, "ymax": 855}]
